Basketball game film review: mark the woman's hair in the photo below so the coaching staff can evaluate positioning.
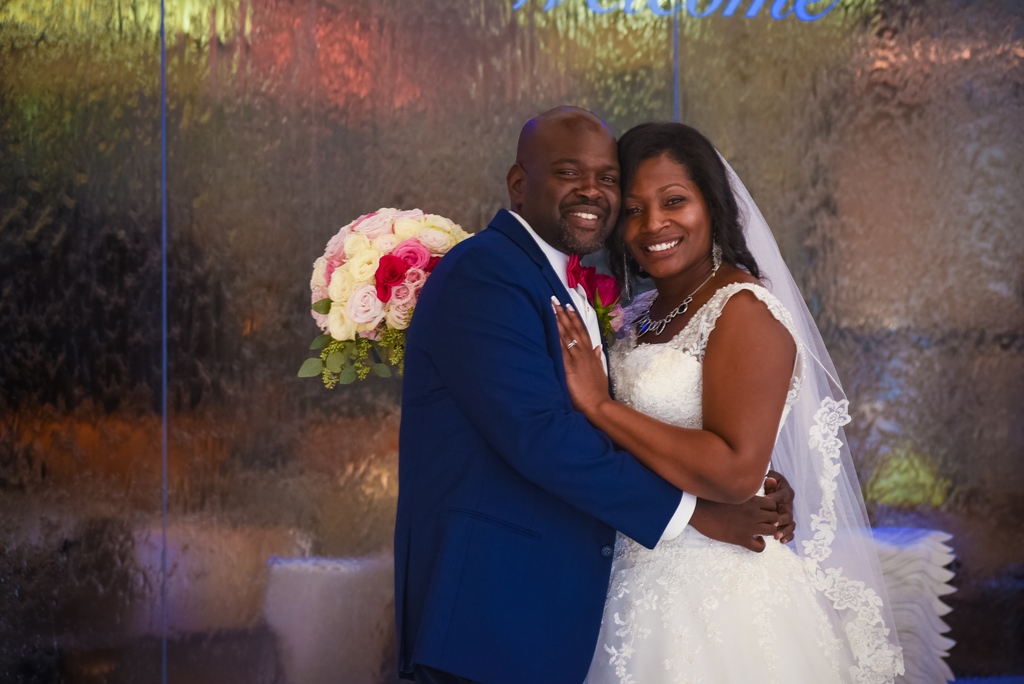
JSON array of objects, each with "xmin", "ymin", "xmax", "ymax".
[{"xmin": 610, "ymin": 122, "xmax": 761, "ymax": 286}]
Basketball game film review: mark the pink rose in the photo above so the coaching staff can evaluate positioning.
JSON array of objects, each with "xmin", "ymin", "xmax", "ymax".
[
  {"xmin": 391, "ymin": 238, "xmax": 431, "ymax": 270},
  {"xmin": 311, "ymin": 290, "xmax": 329, "ymax": 331},
  {"xmin": 350, "ymin": 212, "xmax": 393, "ymax": 240},
  {"xmin": 391, "ymin": 283, "xmax": 416, "ymax": 306},
  {"xmin": 404, "ymin": 268, "xmax": 427, "ymax": 290},
  {"xmin": 310, "ymin": 257, "xmax": 330, "ymax": 330},
  {"xmin": 609, "ymin": 303, "xmax": 625, "ymax": 333},
  {"xmin": 390, "ymin": 208, "xmax": 425, "ymax": 223},
  {"xmin": 347, "ymin": 284, "xmax": 385, "ymax": 329},
  {"xmin": 594, "ymin": 274, "xmax": 622, "ymax": 308},
  {"xmin": 324, "ymin": 224, "xmax": 353, "ymax": 266}
]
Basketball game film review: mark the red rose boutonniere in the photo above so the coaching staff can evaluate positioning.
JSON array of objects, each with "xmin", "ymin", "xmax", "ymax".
[{"xmin": 567, "ymin": 254, "xmax": 625, "ymax": 345}]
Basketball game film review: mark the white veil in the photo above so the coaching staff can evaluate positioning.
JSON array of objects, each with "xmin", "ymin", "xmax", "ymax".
[{"xmin": 723, "ymin": 157, "xmax": 906, "ymax": 682}]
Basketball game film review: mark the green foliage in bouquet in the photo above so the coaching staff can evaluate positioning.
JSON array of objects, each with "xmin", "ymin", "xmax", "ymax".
[{"xmin": 297, "ymin": 299, "xmax": 405, "ymax": 387}]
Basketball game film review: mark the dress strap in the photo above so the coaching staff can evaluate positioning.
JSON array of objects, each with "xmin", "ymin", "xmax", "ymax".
[
  {"xmin": 689, "ymin": 283, "xmax": 806, "ymax": 418},
  {"xmin": 688, "ymin": 282, "xmax": 803, "ymax": 361}
]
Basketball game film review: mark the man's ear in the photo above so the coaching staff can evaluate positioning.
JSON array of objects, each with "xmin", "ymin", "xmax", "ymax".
[{"xmin": 506, "ymin": 163, "xmax": 525, "ymax": 211}]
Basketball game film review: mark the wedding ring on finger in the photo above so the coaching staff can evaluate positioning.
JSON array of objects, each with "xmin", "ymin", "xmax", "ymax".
[{"xmin": 566, "ymin": 339, "xmax": 578, "ymax": 350}]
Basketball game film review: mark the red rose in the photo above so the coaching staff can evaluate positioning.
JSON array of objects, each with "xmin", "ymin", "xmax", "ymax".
[
  {"xmin": 594, "ymin": 274, "xmax": 621, "ymax": 308},
  {"xmin": 578, "ymin": 266, "xmax": 598, "ymax": 302},
  {"xmin": 424, "ymin": 256, "xmax": 442, "ymax": 273},
  {"xmin": 375, "ymin": 254, "xmax": 411, "ymax": 302}
]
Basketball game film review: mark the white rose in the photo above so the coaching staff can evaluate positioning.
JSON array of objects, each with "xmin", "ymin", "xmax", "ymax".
[
  {"xmin": 347, "ymin": 284, "xmax": 385, "ymax": 330},
  {"xmin": 347, "ymin": 248, "xmax": 381, "ymax": 283},
  {"xmin": 372, "ymin": 233, "xmax": 400, "ymax": 253},
  {"xmin": 385, "ymin": 301, "xmax": 414, "ymax": 330},
  {"xmin": 328, "ymin": 305, "xmax": 357, "ymax": 341},
  {"xmin": 394, "ymin": 217, "xmax": 426, "ymax": 241},
  {"xmin": 425, "ymin": 214, "xmax": 470, "ymax": 242},
  {"xmin": 310, "ymin": 256, "xmax": 329, "ymax": 291},
  {"xmin": 343, "ymin": 233, "xmax": 372, "ymax": 259},
  {"xmin": 425, "ymin": 214, "xmax": 453, "ymax": 232},
  {"xmin": 328, "ymin": 264, "xmax": 356, "ymax": 302},
  {"xmin": 417, "ymin": 227, "xmax": 455, "ymax": 255}
]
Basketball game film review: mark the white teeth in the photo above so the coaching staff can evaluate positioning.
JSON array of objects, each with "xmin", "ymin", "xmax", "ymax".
[
  {"xmin": 570, "ymin": 212, "xmax": 598, "ymax": 221},
  {"xmin": 646, "ymin": 239, "xmax": 680, "ymax": 253}
]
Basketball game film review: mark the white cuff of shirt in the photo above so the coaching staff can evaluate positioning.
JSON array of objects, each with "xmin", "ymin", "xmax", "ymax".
[{"xmin": 660, "ymin": 492, "xmax": 697, "ymax": 542}]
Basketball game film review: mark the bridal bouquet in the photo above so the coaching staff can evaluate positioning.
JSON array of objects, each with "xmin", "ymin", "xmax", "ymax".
[{"xmin": 298, "ymin": 208, "xmax": 471, "ymax": 387}]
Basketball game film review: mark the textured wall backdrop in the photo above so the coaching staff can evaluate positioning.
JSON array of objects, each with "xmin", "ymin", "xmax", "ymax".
[{"xmin": 1, "ymin": 0, "xmax": 1021, "ymax": 681}]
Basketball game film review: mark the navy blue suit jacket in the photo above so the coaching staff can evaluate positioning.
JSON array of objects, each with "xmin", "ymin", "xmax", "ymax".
[{"xmin": 395, "ymin": 209, "xmax": 683, "ymax": 684}]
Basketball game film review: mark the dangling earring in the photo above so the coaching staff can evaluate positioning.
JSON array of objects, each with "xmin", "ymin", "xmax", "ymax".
[
  {"xmin": 711, "ymin": 240, "xmax": 723, "ymax": 275},
  {"xmin": 622, "ymin": 252, "xmax": 632, "ymax": 300}
]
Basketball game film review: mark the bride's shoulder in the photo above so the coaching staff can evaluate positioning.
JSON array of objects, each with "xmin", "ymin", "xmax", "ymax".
[{"xmin": 703, "ymin": 278, "xmax": 799, "ymax": 346}]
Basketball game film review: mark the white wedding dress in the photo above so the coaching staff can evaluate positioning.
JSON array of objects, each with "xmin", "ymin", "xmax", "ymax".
[{"xmin": 585, "ymin": 282, "xmax": 855, "ymax": 684}]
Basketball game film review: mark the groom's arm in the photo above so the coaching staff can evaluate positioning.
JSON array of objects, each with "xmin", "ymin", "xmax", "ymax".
[{"xmin": 423, "ymin": 250, "xmax": 681, "ymax": 549}]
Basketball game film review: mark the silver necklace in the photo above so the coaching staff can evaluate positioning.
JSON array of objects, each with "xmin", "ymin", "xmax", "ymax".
[{"xmin": 636, "ymin": 264, "xmax": 719, "ymax": 338}]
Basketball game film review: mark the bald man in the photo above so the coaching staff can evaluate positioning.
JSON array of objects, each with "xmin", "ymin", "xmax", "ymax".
[{"xmin": 395, "ymin": 108, "xmax": 788, "ymax": 684}]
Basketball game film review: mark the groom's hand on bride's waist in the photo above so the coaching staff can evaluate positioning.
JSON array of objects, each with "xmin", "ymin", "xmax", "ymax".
[
  {"xmin": 688, "ymin": 471, "xmax": 795, "ymax": 552},
  {"xmin": 689, "ymin": 495, "xmax": 779, "ymax": 553},
  {"xmin": 763, "ymin": 470, "xmax": 796, "ymax": 544}
]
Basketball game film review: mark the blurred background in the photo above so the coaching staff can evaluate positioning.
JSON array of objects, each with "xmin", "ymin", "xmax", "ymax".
[{"xmin": 0, "ymin": 0, "xmax": 1021, "ymax": 682}]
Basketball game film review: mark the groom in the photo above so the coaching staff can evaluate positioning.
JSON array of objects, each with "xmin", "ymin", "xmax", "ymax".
[{"xmin": 395, "ymin": 106, "xmax": 793, "ymax": 684}]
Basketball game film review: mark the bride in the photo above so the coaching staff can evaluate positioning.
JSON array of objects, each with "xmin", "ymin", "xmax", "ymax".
[{"xmin": 552, "ymin": 122, "xmax": 905, "ymax": 683}]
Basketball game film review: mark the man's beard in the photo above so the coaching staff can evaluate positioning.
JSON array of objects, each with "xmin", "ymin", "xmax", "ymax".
[{"xmin": 558, "ymin": 218, "xmax": 615, "ymax": 256}]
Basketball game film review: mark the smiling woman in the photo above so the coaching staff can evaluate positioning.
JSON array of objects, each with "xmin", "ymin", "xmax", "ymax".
[{"xmin": 623, "ymin": 153, "xmax": 716, "ymax": 282}]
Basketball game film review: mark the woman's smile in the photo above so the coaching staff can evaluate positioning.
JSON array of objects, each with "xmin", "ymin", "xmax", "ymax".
[{"xmin": 643, "ymin": 238, "xmax": 681, "ymax": 253}]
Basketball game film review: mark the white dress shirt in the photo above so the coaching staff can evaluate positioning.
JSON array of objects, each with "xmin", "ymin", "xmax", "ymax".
[{"xmin": 511, "ymin": 211, "xmax": 695, "ymax": 541}]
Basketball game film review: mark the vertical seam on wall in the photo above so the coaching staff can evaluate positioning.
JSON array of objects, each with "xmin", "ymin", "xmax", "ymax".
[
  {"xmin": 673, "ymin": 5, "xmax": 680, "ymax": 122},
  {"xmin": 159, "ymin": 0, "xmax": 169, "ymax": 680}
]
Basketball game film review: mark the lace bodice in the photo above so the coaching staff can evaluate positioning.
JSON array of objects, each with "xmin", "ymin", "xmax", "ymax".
[{"xmin": 610, "ymin": 282, "xmax": 805, "ymax": 433}]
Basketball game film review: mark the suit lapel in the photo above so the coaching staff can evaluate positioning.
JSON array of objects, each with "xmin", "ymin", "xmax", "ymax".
[
  {"xmin": 489, "ymin": 209, "xmax": 614, "ymax": 395},
  {"xmin": 487, "ymin": 209, "xmax": 574, "ymax": 304}
]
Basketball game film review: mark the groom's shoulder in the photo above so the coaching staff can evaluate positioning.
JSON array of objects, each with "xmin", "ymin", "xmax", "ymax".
[
  {"xmin": 438, "ymin": 220, "xmax": 529, "ymax": 273},
  {"xmin": 420, "ymin": 231, "xmax": 539, "ymax": 312}
]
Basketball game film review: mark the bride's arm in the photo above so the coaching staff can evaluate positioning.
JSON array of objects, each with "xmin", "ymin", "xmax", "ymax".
[{"xmin": 553, "ymin": 291, "xmax": 796, "ymax": 504}]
